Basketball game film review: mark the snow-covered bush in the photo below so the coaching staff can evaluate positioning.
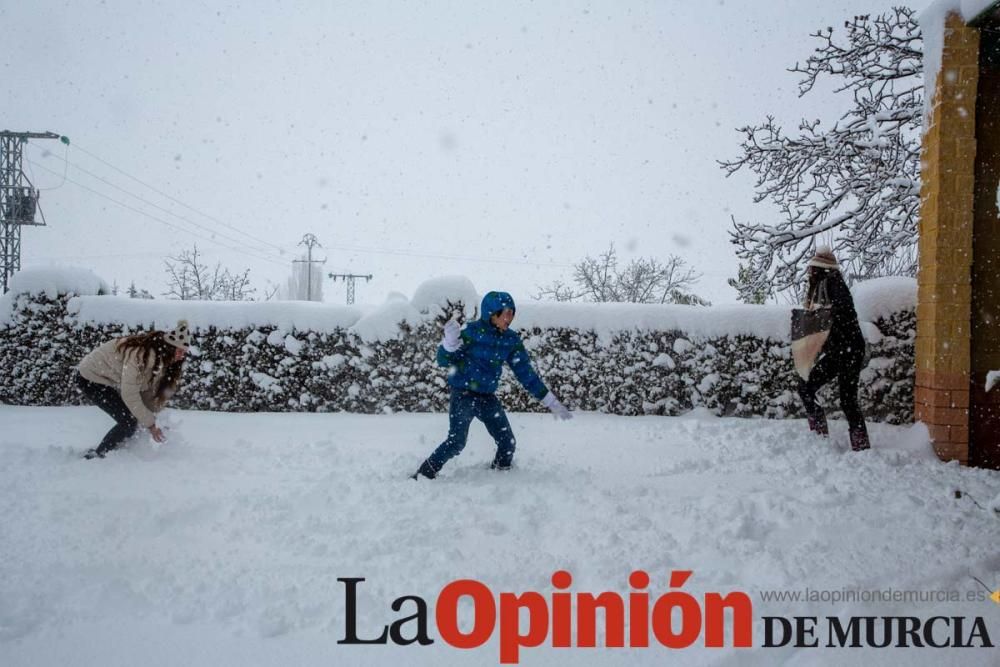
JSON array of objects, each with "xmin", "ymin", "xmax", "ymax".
[{"xmin": 0, "ymin": 269, "xmax": 916, "ymax": 422}]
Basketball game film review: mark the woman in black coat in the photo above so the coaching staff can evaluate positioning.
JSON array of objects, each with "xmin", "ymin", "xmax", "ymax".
[{"xmin": 797, "ymin": 247, "xmax": 870, "ymax": 451}]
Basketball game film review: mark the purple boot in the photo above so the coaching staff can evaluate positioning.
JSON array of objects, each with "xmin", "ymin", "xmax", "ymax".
[
  {"xmin": 807, "ymin": 413, "xmax": 829, "ymax": 437},
  {"xmin": 849, "ymin": 429, "xmax": 871, "ymax": 452}
]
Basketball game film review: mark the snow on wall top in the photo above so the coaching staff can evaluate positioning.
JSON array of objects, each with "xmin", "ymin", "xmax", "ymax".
[
  {"xmin": 3, "ymin": 269, "xmax": 917, "ymax": 343},
  {"xmin": 920, "ymin": 0, "xmax": 999, "ymax": 126}
]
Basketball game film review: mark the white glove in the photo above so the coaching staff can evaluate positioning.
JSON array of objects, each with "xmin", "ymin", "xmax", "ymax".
[
  {"xmin": 542, "ymin": 392, "xmax": 572, "ymax": 420},
  {"xmin": 441, "ymin": 318, "xmax": 462, "ymax": 352}
]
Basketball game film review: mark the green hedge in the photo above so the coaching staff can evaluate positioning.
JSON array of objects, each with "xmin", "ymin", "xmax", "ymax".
[{"xmin": 0, "ymin": 292, "xmax": 914, "ymax": 423}]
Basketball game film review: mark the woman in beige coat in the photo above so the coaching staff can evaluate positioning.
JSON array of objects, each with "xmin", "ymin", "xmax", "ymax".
[{"xmin": 76, "ymin": 320, "xmax": 190, "ymax": 459}]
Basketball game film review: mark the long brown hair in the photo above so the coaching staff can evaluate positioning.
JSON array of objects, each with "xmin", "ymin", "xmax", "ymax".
[{"xmin": 116, "ymin": 330, "xmax": 184, "ymax": 397}]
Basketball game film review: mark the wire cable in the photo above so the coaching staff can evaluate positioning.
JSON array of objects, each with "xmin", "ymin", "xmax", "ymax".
[
  {"xmin": 25, "ymin": 159, "xmax": 290, "ymax": 269},
  {"xmin": 57, "ymin": 141, "xmax": 289, "ymax": 254},
  {"xmin": 27, "ymin": 151, "xmax": 286, "ymax": 261},
  {"xmin": 35, "ymin": 141, "xmax": 585, "ymax": 269}
]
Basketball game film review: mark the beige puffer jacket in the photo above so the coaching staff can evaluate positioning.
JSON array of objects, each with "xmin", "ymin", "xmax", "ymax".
[{"xmin": 77, "ymin": 339, "xmax": 168, "ymax": 427}]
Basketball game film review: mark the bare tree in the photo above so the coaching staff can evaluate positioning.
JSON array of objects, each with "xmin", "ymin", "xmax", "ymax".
[
  {"xmin": 536, "ymin": 243, "xmax": 707, "ymax": 305},
  {"xmin": 126, "ymin": 281, "xmax": 155, "ymax": 299},
  {"xmin": 163, "ymin": 244, "xmax": 256, "ymax": 301},
  {"xmin": 721, "ymin": 8, "xmax": 922, "ymax": 301},
  {"xmin": 261, "ymin": 282, "xmax": 280, "ymax": 301}
]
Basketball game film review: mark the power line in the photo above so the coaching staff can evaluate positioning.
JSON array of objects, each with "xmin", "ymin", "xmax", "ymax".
[
  {"xmin": 24, "ymin": 141, "xmax": 69, "ymax": 192},
  {"xmin": 37, "ymin": 141, "xmax": 706, "ymax": 275},
  {"xmin": 317, "ymin": 240, "xmax": 575, "ymax": 268},
  {"xmin": 26, "ymin": 153, "xmax": 286, "ymax": 263},
  {"xmin": 328, "ymin": 272, "xmax": 372, "ymax": 305},
  {"xmin": 55, "ymin": 140, "xmax": 289, "ymax": 255},
  {"xmin": 25, "ymin": 159, "xmax": 289, "ymax": 269},
  {"xmin": 30, "ymin": 141, "xmax": 579, "ymax": 270}
]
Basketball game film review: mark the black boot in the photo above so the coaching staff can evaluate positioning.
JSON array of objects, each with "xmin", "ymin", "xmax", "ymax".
[
  {"xmin": 411, "ymin": 460, "xmax": 438, "ymax": 480},
  {"xmin": 490, "ymin": 450, "xmax": 513, "ymax": 471},
  {"xmin": 849, "ymin": 428, "xmax": 870, "ymax": 452},
  {"xmin": 83, "ymin": 448, "xmax": 105, "ymax": 460}
]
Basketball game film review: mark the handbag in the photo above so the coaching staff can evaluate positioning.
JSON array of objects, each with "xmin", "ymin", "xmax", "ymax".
[{"xmin": 791, "ymin": 307, "xmax": 832, "ymax": 381}]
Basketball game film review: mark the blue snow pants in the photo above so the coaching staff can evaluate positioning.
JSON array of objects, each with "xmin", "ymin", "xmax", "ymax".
[{"xmin": 426, "ymin": 389, "xmax": 516, "ymax": 472}]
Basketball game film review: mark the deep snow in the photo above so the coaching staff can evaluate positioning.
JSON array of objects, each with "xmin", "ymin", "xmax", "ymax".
[{"xmin": 1, "ymin": 406, "xmax": 999, "ymax": 666}]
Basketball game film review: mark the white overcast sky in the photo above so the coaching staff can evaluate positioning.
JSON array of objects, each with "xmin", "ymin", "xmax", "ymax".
[{"xmin": 6, "ymin": 0, "xmax": 911, "ymax": 305}]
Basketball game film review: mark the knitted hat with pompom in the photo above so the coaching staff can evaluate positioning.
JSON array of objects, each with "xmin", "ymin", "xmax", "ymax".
[
  {"xmin": 164, "ymin": 319, "xmax": 191, "ymax": 350},
  {"xmin": 807, "ymin": 245, "xmax": 839, "ymax": 271}
]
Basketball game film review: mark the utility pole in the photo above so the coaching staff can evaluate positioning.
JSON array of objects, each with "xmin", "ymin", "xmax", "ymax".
[
  {"xmin": 328, "ymin": 272, "xmax": 373, "ymax": 305},
  {"xmin": 292, "ymin": 233, "xmax": 326, "ymax": 301},
  {"xmin": 1, "ymin": 130, "xmax": 66, "ymax": 293}
]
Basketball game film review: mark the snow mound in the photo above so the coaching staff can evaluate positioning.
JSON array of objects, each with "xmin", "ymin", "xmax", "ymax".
[
  {"xmin": 349, "ymin": 292, "xmax": 422, "ymax": 342},
  {"xmin": 410, "ymin": 275, "xmax": 478, "ymax": 321},
  {"xmin": 6, "ymin": 266, "xmax": 108, "ymax": 299},
  {"xmin": 851, "ymin": 277, "xmax": 917, "ymax": 323},
  {"xmin": 1, "ymin": 267, "xmax": 111, "ymax": 326}
]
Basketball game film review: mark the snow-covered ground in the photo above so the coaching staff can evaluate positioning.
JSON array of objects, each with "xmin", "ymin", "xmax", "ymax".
[{"xmin": 1, "ymin": 406, "xmax": 998, "ymax": 666}]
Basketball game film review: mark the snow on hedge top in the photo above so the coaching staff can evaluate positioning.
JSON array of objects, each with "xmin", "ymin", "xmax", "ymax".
[
  {"xmin": 410, "ymin": 275, "xmax": 478, "ymax": 320},
  {"xmin": 0, "ymin": 267, "xmax": 110, "ymax": 326},
  {"xmin": 920, "ymin": 0, "xmax": 999, "ymax": 125},
  {"xmin": 518, "ymin": 278, "xmax": 916, "ymax": 341},
  {"xmin": 7, "ymin": 267, "xmax": 109, "ymax": 299},
  {"xmin": 7, "ymin": 271, "xmax": 917, "ymax": 342},
  {"xmin": 349, "ymin": 292, "xmax": 422, "ymax": 342},
  {"xmin": 852, "ymin": 277, "xmax": 917, "ymax": 323},
  {"xmin": 70, "ymin": 296, "xmax": 365, "ymax": 335},
  {"xmin": 514, "ymin": 301, "xmax": 794, "ymax": 341}
]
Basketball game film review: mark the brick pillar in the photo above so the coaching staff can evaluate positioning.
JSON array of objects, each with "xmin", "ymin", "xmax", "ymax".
[{"xmin": 915, "ymin": 12, "xmax": 979, "ymax": 464}]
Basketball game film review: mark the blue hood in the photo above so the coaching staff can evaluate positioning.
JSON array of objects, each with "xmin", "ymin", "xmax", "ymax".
[{"xmin": 480, "ymin": 291, "xmax": 515, "ymax": 322}]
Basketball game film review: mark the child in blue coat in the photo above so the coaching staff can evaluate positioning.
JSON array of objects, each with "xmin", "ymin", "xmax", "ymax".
[{"xmin": 412, "ymin": 291, "xmax": 571, "ymax": 479}]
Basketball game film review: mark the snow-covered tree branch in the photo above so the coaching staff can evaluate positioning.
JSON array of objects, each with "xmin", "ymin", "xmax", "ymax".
[{"xmin": 721, "ymin": 7, "xmax": 922, "ymax": 301}]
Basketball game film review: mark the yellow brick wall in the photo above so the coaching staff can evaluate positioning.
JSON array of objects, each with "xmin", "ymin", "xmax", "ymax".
[{"xmin": 915, "ymin": 12, "xmax": 979, "ymax": 465}]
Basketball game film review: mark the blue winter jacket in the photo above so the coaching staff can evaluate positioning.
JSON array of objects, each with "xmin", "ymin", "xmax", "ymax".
[{"xmin": 437, "ymin": 291, "xmax": 549, "ymax": 400}]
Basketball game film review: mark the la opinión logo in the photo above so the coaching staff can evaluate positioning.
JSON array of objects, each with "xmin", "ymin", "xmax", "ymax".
[
  {"xmin": 337, "ymin": 570, "xmax": 752, "ymax": 664},
  {"xmin": 336, "ymin": 570, "xmax": 996, "ymax": 663}
]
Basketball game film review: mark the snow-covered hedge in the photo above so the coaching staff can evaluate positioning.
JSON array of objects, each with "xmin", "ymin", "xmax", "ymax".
[{"xmin": 0, "ymin": 268, "xmax": 915, "ymax": 422}]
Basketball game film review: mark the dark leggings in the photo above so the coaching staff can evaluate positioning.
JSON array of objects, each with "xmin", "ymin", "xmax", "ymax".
[
  {"xmin": 798, "ymin": 351, "xmax": 868, "ymax": 435},
  {"xmin": 76, "ymin": 373, "xmax": 138, "ymax": 453}
]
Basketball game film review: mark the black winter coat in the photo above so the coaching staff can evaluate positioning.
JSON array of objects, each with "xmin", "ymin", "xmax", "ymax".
[{"xmin": 822, "ymin": 272, "xmax": 866, "ymax": 361}]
